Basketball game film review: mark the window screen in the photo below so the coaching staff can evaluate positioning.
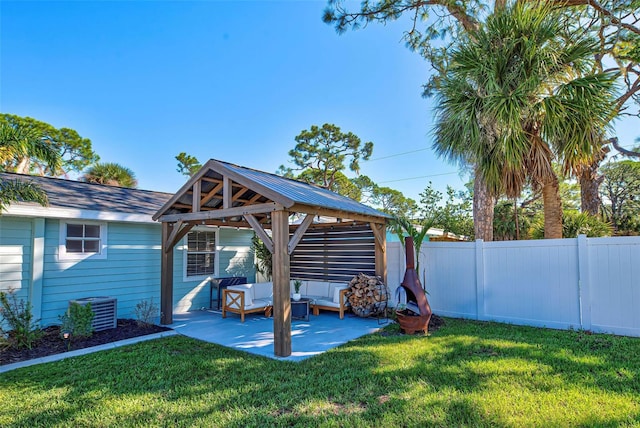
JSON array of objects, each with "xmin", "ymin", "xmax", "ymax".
[{"xmin": 186, "ymin": 230, "xmax": 216, "ymax": 277}]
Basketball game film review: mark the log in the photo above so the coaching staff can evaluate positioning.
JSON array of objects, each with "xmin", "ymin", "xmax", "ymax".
[{"xmin": 346, "ymin": 273, "xmax": 389, "ymax": 317}]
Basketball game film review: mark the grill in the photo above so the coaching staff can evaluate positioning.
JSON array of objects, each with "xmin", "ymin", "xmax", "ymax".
[{"xmin": 396, "ymin": 237, "xmax": 432, "ymax": 334}]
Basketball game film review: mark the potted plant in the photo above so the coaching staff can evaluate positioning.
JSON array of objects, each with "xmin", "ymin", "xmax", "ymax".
[{"xmin": 292, "ymin": 280, "xmax": 302, "ymax": 301}]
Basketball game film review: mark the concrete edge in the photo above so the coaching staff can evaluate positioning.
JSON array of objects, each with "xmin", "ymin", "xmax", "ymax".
[{"xmin": 0, "ymin": 330, "xmax": 178, "ymax": 374}]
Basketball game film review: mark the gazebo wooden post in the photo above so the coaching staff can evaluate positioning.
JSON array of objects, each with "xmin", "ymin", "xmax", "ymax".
[
  {"xmin": 272, "ymin": 209, "xmax": 292, "ymax": 357},
  {"xmin": 372, "ymin": 222, "xmax": 388, "ymax": 285},
  {"xmin": 160, "ymin": 221, "xmax": 174, "ymax": 325}
]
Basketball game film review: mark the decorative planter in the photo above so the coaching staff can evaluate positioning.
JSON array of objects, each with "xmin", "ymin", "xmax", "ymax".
[
  {"xmin": 396, "ymin": 309, "xmax": 431, "ymax": 334},
  {"xmin": 292, "ymin": 293, "xmax": 301, "ymax": 301}
]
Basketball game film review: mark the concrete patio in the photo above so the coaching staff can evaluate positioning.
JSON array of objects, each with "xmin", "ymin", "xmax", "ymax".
[{"xmin": 169, "ymin": 309, "xmax": 391, "ymax": 362}]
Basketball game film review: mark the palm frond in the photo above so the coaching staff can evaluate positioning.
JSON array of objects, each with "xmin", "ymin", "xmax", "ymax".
[{"xmin": 0, "ymin": 178, "xmax": 48, "ymax": 212}]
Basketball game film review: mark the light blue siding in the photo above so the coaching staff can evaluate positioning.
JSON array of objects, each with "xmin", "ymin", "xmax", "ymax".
[
  {"xmin": 218, "ymin": 228, "xmax": 256, "ymax": 280},
  {"xmin": 173, "ymin": 227, "xmax": 256, "ymax": 312},
  {"xmin": 0, "ymin": 216, "xmax": 32, "ymax": 303},
  {"xmin": 2, "ymin": 218, "xmax": 256, "ymax": 326},
  {"xmin": 41, "ymin": 221, "xmax": 162, "ymax": 326}
]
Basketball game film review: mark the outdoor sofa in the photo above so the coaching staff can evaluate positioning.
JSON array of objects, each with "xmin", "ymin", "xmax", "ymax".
[{"xmin": 222, "ymin": 280, "xmax": 350, "ymax": 322}]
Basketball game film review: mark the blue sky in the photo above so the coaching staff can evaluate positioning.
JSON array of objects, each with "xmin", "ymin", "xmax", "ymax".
[{"xmin": 1, "ymin": 1, "xmax": 637, "ymax": 204}]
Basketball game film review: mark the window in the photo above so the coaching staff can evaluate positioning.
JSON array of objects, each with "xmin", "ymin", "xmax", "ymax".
[
  {"xmin": 185, "ymin": 230, "xmax": 217, "ymax": 278},
  {"xmin": 59, "ymin": 222, "xmax": 107, "ymax": 260}
]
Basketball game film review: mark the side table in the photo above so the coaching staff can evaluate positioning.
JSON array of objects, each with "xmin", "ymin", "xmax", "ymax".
[{"xmin": 291, "ymin": 298, "xmax": 311, "ymax": 321}]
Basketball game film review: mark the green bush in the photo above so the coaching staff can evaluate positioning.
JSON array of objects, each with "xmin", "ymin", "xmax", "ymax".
[
  {"xmin": 59, "ymin": 302, "xmax": 94, "ymax": 338},
  {"xmin": 529, "ymin": 210, "xmax": 612, "ymax": 239},
  {"xmin": 0, "ymin": 289, "xmax": 43, "ymax": 349}
]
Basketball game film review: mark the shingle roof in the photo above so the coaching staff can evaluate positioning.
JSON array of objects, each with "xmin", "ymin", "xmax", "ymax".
[{"xmin": 1, "ymin": 172, "xmax": 172, "ymax": 216}]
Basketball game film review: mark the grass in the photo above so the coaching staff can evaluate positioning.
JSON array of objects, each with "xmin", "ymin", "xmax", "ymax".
[{"xmin": 1, "ymin": 318, "xmax": 640, "ymax": 427}]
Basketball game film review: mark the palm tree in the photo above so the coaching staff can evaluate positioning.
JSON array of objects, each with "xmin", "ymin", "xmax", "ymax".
[
  {"xmin": 433, "ymin": 3, "xmax": 617, "ymax": 238},
  {"xmin": 82, "ymin": 162, "xmax": 138, "ymax": 188},
  {"xmin": 0, "ymin": 124, "xmax": 60, "ymax": 174},
  {"xmin": 0, "ymin": 124, "xmax": 61, "ymax": 212}
]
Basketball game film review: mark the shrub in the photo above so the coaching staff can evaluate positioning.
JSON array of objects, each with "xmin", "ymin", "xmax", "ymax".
[
  {"xmin": 59, "ymin": 302, "xmax": 94, "ymax": 338},
  {"xmin": 0, "ymin": 289, "xmax": 43, "ymax": 349},
  {"xmin": 134, "ymin": 298, "xmax": 159, "ymax": 326},
  {"xmin": 529, "ymin": 210, "xmax": 612, "ymax": 239}
]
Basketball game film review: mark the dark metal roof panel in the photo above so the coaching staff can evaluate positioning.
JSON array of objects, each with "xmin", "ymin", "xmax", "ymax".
[
  {"xmin": 218, "ymin": 161, "xmax": 391, "ymax": 219},
  {"xmin": 1, "ymin": 173, "xmax": 171, "ymax": 215}
]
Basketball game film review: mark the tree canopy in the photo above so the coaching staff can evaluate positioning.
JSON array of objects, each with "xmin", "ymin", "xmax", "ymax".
[
  {"xmin": 278, "ymin": 123, "xmax": 373, "ymax": 192},
  {"xmin": 0, "ymin": 123, "xmax": 61, "ymax": 211},
  {"xmin": 176, "ymin": 152, "xmax": 202, "ymax": 177},
  {"xmin": 82, "ymin": 162, "xmax": 138, "ymax": 188},
  {"xmin": 599, "ymin": 159, "xmax": 640, "ymax": 234},
  {"xmin": 0, "ymin": 114, "xmax": 98, "ymax": 175},
  {"xmin": 325, "ymin": 0, "xmax": 640, "ymax": 239}
]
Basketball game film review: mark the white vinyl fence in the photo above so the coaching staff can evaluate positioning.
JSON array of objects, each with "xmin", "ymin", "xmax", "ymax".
[{"xmin": 387, "ymin": 235, "xmax": 640, "ymax": 337}]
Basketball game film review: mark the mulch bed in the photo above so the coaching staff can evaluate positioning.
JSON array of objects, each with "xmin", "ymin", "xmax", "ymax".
[{"xmin": 1, "ymin": 319, "xmax": 172, "ymax": 366}]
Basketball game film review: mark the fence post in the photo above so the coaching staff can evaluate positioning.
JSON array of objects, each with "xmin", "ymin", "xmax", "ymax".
[
  {"xmin": 475, "ymin": 239, "xmax": 485, "ymax": 320},
  {"xmin": 577, "ymin": 234, "xmax": 592, "ymax": 331}
]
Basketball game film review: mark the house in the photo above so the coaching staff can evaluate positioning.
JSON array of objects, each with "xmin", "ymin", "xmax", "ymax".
[{"xmin": 0, "ymin": 172, "xmax": 255, "ymax": 327}]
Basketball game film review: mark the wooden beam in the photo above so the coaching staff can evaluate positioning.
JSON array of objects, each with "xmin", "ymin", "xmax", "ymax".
[
  {"xmin": 153, "ymin": 161, "xmax": 217, "ymax": 221},
  {"xmin": 248, "ymin": 193, "xmax": 264, "ymax": 203},
  {"xmin": 271, "ymin": 209, "xmax": 292, "ymax": 357},
  {"xmin": 244, "ymin": 214, "xmax": 274, "ymax": 253},
  {"xmin": 370, "ymin": 222, "xmax": 386, "ymax": 253},
  {"xmin": 209, "ymin": 159, "xmax": 295, "ymax": 207},
  {"xmin": 288, "ymin": 214, "xmax": 314, "ymax": 255},
  {"xmin": 288, "ymin": 203, "xmax": 389, "ymax": 225},
  {"xmin": 167, "ymin": 222, "xmax": 195, "ymax": 251},
  {"xmin": 164, "ymin": 220, "xmax": 183, "ymax": 253},
  {"xmin": 192, "ymin": 180, "xmax": 201, "ymax": 213},
  {"xmin": 200, "ymin": 176, "xmax": 222, "ymax": 184},
  {"xmin": 372, "ymin": 223, "xmax": 387, "ymax": 285},
  {"xmin": 232, "ymin": 187, "xmax": 249, "ymax": 201},
  {"xmin": 160, "ymin": 222, "xmax": 174, "ymax": 325},
  {"xmin": 201, "ymin": 219, "xmax": 249, "ymax": 228},
  {"xmin": 201, "ymin": 182, "xmax": 224, "ymax": 206},
  {"xmin": 159, "ymin": 202, "xmax": 282, "ymax": 223},
  {"xmin": 223, "ymin": 175, "xmax": 232, "ymax": 209}
]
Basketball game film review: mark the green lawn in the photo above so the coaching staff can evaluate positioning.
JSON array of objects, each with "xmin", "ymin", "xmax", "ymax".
[{"xmin": 2, "ymin": 318, "xmax": 640, "ymax": 427}]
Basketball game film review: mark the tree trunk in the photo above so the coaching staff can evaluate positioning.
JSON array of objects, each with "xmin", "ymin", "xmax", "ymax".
[
  {"xmin": 542, "ymin": 174, "xmax": 563, "ymax": 239},
  {"xmin": 579, "ymin": 165, "xmax": 603, "ymax": 216},
  {"xmin": 578, "ymin": 144, "xmax": 608, "ymax": 215},
  {"xmin": 473, "ymin": 169, "xmax": 495, "ymax": 241},
  {"xmin": 15, "ymin": 157, "xmax": 30, "ymax": 174}
]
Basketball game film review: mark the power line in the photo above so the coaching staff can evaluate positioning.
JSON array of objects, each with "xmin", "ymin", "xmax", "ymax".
[
  {"xmin": 369, "ymin": 147, "xmax": 430, "ymax": 161},
  {"xmin": 378, "ymin": 171, "xmax": 460, "ymax": 184}
]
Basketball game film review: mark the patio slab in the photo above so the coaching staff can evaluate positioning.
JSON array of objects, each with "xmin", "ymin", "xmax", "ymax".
[{"xmin": 169, "ymin": 309, "xmax": 391, "ymax": 362}]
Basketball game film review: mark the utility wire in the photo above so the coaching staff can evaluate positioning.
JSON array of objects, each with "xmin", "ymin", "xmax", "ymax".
[
  {"xmin": 369, "ymin": 147, "xmax": 430, "ymax": 161},
  {"xmin": 378, "ymin": 171, "xmax": 460, "ymax": 184}
]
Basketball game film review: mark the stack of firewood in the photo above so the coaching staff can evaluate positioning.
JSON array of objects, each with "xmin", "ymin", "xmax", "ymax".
[{"xmin": 347, "ymin": 273, "xmax": 389, "ymax": 317}]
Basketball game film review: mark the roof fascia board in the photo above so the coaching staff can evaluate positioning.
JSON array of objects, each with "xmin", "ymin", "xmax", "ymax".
[
  {"xmin": 3, "ymin": 204, "xmax": 156, "ymax": 224},
  {"xmin": 209, "ymin": 160, "xmax": 295, "ymax": 208}
]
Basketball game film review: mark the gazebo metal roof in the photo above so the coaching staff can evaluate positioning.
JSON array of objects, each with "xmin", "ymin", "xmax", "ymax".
[{"xmin": 153, "ymin": 159, "xmax": 391, "ymax": 225}]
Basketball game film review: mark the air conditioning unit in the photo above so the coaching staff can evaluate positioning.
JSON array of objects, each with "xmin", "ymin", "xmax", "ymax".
[{"xmin": 69, "ymin": 297, "xmax": 117, "ymax": 331}]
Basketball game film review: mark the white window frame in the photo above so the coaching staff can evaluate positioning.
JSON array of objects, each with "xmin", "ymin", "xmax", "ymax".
[
  {"xmin": 182, "ymin": 227, "xmax": 219, "ymax": 282},
  {"xmin": 58, "ymin": 221, "xmax": 108, "ymax": 260}
]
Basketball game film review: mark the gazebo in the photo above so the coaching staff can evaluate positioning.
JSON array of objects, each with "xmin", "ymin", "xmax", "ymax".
[{"xmin": 153, "ymin": 159, "xmax": 390, "ymax": 357}]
